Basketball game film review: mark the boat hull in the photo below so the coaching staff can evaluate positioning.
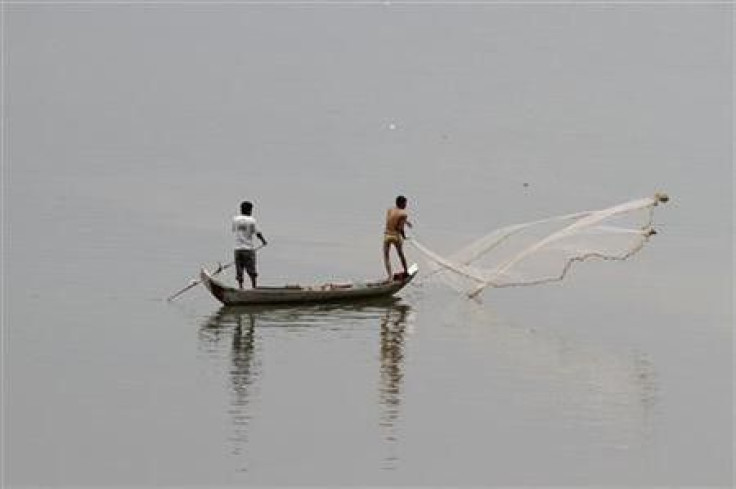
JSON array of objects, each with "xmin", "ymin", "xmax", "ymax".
[{"xmin": 200, "ymin": 264, "xmax": 418, "ymax": 306}]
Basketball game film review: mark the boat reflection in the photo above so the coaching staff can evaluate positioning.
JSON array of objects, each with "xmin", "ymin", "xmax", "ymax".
[
  {"xmin": 199, "ymin": 298, "xmax": 414, "ymax": 473},
  {"xmin": 203, "ymin": 296, "xmax": 406, "ymax": 328}
]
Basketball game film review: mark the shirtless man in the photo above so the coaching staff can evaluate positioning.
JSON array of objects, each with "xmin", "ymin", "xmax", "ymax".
[{"xmin": 383, "ymin": 195, "xmax": 412, "ymax": 281}]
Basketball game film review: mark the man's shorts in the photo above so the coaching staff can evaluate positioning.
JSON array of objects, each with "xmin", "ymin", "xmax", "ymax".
[
  {"xmin": 384, "ymin": 233, "xmax": 403, "ymax": 246},
  {"xmin": 234, "ymin": 249, "xmax": 257, "ymax": 281}
]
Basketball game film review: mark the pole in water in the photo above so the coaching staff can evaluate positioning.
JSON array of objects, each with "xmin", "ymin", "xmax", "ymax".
[{"xmin": 167, "ymin": 279, "xmax": 200, "ymax": 302}]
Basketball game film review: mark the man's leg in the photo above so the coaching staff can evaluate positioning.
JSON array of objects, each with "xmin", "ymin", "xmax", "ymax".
[
  {"xmin": 235, "ymin": 251, "xmax": 244, "ymax": 289},
  {"xmin": 246, "ymin": 250, "xmax": 258, "ymax": 288},
  {"xmin": 383, "ymin": 240, "xmax": 392, "ymax": 279},
  {"xmin": 396, "ymin": 242, "xmax": 409, "ymax": 276}
]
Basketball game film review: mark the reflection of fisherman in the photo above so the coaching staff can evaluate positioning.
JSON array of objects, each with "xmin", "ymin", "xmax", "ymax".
[
  {"xmin": 380, "ymin": 305, "xmax": 409, "ymax": 399},
  {"xmin": 229, "ymin": 314, "xmax": 258, "ymax": 463},
  {"xmin": 379, "ymin": 304, "xmax": 410, "ymax": 469},
  {"xmin": 383, "ymin": 195, "xmax": 412, "ymax": 281},
  {"xmin": 200, "ymin": 310, "xmax": 259, "ymax": 465},
  {"xmin": 231, "ymin": 315, "xmax": 256, "ymax": 396}
]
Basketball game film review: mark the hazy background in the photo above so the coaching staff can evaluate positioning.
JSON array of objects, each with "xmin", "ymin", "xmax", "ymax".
[{"xmin": 4, "ymin": 3, "xmax": 733, "ymax": 486}]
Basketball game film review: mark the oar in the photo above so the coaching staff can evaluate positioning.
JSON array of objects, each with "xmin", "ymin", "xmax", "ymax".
[{"xmin": 166, "ymin": 245, "xmax": 265, "ymax": 302}]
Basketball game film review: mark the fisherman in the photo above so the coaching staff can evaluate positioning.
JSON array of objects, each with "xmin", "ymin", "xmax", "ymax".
[
  {"xmin": 383, "ymin": 195, "xmax": 412, "ymax": 281},
  {"xmin": 233, "ymin": 201, "xmax": 267, "ymax": 289}
]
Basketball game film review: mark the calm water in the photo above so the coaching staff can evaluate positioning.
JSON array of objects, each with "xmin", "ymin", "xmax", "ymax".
[{"xmin": 4, "ymin": 4, "xmax": 733, "ymax": 486}]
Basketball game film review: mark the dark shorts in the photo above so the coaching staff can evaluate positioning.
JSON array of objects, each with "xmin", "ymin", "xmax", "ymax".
[{"xmin": 234, "ymin": 249, "xmax": 257, "ymax": 281}]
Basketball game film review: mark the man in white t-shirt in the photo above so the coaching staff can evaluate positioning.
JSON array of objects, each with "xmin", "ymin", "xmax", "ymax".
[{"xmin": 232, "ymin": 201, "xmax": 267, "ymax": 288}]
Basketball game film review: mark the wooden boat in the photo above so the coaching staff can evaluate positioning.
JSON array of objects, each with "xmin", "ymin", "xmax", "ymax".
[{"xmin": 200, "ymin": 263, "xmax": 418, "ymax": 306}]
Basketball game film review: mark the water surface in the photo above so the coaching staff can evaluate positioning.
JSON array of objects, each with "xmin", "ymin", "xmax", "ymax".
[{"xmin": 4, "ymin": 4, "xmax": 732, "ymax": 486}]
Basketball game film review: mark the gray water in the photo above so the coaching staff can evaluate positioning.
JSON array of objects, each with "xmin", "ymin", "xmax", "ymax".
[{"xmin": 3, "ymin": 4, "xmax": 733, "ymax": 486}]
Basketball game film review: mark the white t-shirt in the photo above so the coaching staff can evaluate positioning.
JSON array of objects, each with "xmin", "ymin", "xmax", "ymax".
[{"xmin": 232, "ymin": 215, "xmax": 260, "ymax": 250}]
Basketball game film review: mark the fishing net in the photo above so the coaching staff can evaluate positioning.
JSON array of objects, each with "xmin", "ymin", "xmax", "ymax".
[{"xmin": 410, "ymin": 193, "xmax": 669, "ymax": 298}]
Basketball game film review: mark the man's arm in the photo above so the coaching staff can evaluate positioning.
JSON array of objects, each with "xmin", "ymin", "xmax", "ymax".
[
  {"xmin": 257, "ymin": 232, "xmax": 268, "ymax": 246},
  {"xmin": 398, "ymin": 215, "xmax": 409, "ymax": 239},
  {"xmin": 402, "ymin": 209, "xmax": 412, "ymax": 229}
]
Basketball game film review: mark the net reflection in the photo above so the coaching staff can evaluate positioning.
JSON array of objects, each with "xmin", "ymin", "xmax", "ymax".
[
  {"xmin": 199, "ymin": 298, "xmax": 414, "ymax": 473},
  {"xmin": 451, "ymin": 301, "xmax": 659, "ymax": 450}
]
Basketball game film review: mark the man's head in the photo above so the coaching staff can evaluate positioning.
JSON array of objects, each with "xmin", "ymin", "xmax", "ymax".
[
  {"xmin": 395, "ymin": 195, "xmax": 407, "ymax": 209},
  {"xmin": 240, "ymin": 201, "xmax": 253, "ymax": 215}
]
